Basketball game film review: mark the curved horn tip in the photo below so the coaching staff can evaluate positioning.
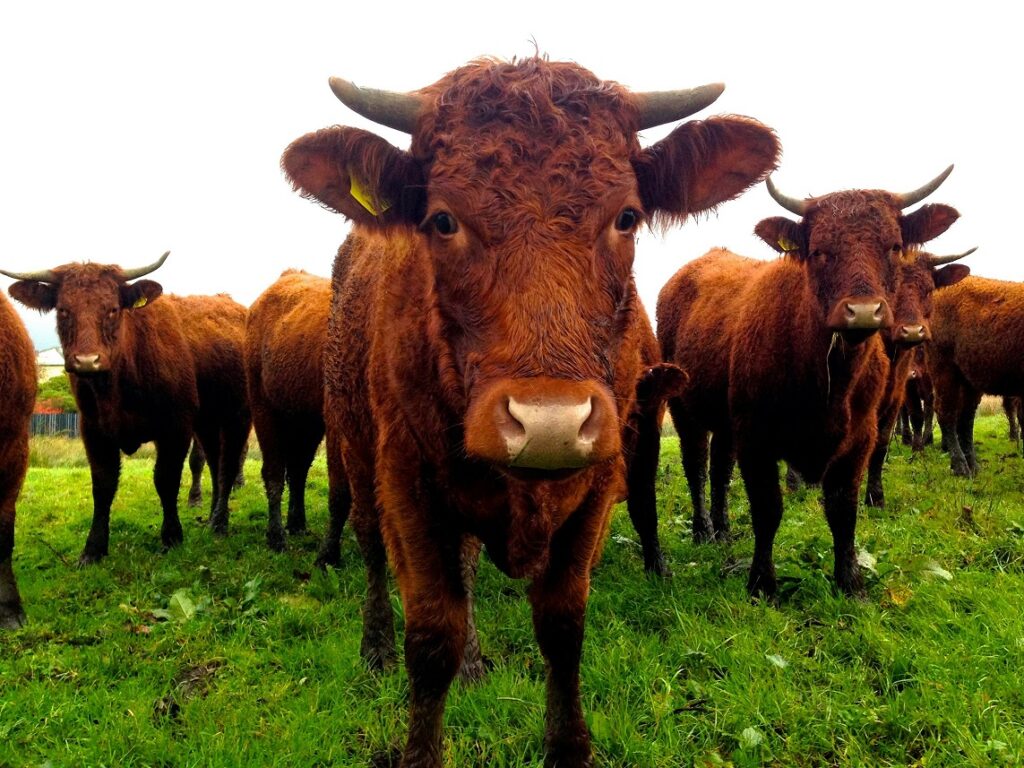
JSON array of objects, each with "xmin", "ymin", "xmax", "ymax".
[{"xmin": 897, "ymin": 164, "xmax": 955, "ymax": 209}]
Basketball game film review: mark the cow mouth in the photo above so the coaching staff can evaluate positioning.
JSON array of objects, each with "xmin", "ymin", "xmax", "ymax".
[
  {"xmin": 501, "ymin": 466, "xmax": 585, "ymax": 484},
  {"xmin": 836, "ymin": 328, "xmax": 879, "ymax": 346}
]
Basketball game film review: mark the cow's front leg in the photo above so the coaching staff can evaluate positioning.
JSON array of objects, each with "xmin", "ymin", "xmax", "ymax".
[
  {"xmin": 395, "ymin": 531, "xmax": 468, "ymax": 768},
  {"xmin": 79, "ymin": 427, "xmax": 121, "ymax": 564},
  {"xmin": 529, "ymin": 497, "xmax": 611, "ymax": 768},
  {"xmin": 153, "ymin": 432, "xmax": 189, "ymax": 549},
  {"xmin": 821, "ymin": 444, "xmax": 871, "ymax": 597}
]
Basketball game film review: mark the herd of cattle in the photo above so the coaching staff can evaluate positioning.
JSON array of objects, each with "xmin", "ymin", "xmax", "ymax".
[{"xmin": 1, "ymin": 57, "xmax": 1022, "ymax": 767}]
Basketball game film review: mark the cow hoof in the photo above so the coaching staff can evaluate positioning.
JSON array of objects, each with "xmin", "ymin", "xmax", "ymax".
[
  {"xmin": 747, "ymin": 567, "xmax": 777, "ymax": 599},
  {"xmin": 361, "ymin": 643, "xmax": 398, "ymax": 672},
  {"xmin": 644, "ymin": 556, "xmax": 673, "ymax": 579},
  {"xmin": 187, "ymin": 494, "xmax": 203, "ymax": 508},
  {"xmin": 544, "ymin": 727, "xmax": 593, "ymax": 768},
  {"xmin": 209, "ymin": 518, "xmax": 229, "ymax": 537},
  {"xmin": 286, "ymin": 521, "xmax": 308, "ymax": 536},
  {"xmin": 267, "ymin": 528, "xmax": 287, "ymax": 553},
  {"xmin": 864, "ymin": 489, "xmax": 884, "ymax": 508},
  {"xmin": 0, "ymin": 605, "xmax": 26, "ymax": 630},
  {"xmin": 457, "ymin": 656, "xmax": 488, "ymax": 684},
  {"xmin": 78, "ymin": 550, "xmax": 106, "ymax": 567},
  {"xmin": 314, "ymin": 544, "xmax": 341, "ymax": 570},
  {"xmin": 836, "ymin": 568, "xmax": 865, "ymax": 598}
]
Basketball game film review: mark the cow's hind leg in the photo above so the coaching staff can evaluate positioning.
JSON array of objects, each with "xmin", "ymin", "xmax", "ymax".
[
  {"xmin": 315, "ymin": 423, "xmax": 349, "ymax": 568},
  {"xmin": 677, "ymin": 417, "xmax": 714, "ymax": 542},
  {"xmin": 285, "ymin": 420, "xmax": 322, "ymax": 536},
  {"xmin": 708, "ymin": 430, "xmax": 734, "ymax": 540},
  {"xmin": 187, "ymin": 439, "xmax": 204, "ymax": 507},
  {"xmin": 153, "ymin": 432, "xmax": 188, "ymax": 550},
  {"xmin": 457, "ymin": 537, "xmax": 486, "ymax": 683},
  {"xmin": 0, "ymin": 435, "xmax": 29, "ymax": 629}
]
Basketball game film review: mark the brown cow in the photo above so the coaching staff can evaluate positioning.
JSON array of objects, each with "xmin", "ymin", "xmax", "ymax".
[
  {"xmin": 659, "ymin": 170, "xmax": 959, "ymax": 595},
  {"xmin": 245, "ymin": 270, "xmax": 329, "ymax": 551},
  {"xmin": 899, "ymin": 345, "xmax": 935, "ymax": 450},
  {"xmin": 928, "ymin": 275, "xmax": 1024, "ymax": 476},
  {"xmin": 4, "ymin": 255, "xmax": 251, "ymax": 561},
  {"xmin": 0, "ymin": 292, "xmax": 36, "ymax": 629},
  {"xmin": 282, "ymin": 56, "xmax": 779, "ymax": 767},
  {"xmin": 863, "ymin": 250, "xmax": 972, "ymax": 507}
]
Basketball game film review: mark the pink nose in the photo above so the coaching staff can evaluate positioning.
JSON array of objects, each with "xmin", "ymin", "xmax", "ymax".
[
  {"xmin": 72, "ymin": 353, "xmax": 102, "ymax": 373},
  {"xmin": 464, "ymin": 377, "xmax": 621, "ymax": 470}
]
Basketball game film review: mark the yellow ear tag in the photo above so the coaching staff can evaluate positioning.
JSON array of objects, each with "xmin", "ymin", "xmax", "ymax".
[
  {"xmin": 132, "ymin": 296, "xmax": 148, "ymax": 309},
  {"xmin": 778, "ymin": 237, "xmax": 799, "ymax": 253},
  {"xmin": 349, "ymin": 171, "xmax": 391, "ymax": 217}
]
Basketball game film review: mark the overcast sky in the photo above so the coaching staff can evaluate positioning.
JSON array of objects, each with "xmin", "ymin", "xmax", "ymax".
[{"xmin": 1, "ymin": 1, "xmax": 1016, "ymax": 350}]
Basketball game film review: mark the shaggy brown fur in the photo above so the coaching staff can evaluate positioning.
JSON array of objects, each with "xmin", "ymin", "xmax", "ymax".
[
  {"xmin": 244, "ymin": 270, "xmax": 329, "ymax": 551},
  {"xmin": 660, "ymin": 185, "xmax": 959, "ymax": 597},
  {"xmin": 8, "ymin": 264, "xmax": 250, "ymax": 561},
  {"xmin": 928, "ymin": 276, "xmax": 1024, "ymax": 475},
  {"xmin": 283, "ymin": 56, "xmax": 779, "ymax": 768},
  {"xmin": 0, "ymin": 292, "xmax": 36, "ymax": 629}
]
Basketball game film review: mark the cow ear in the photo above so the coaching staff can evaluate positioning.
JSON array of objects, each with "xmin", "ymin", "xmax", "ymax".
[
  {"xmin": 754, "ymin": 217, "xmax": 803, "ymax": 255},
  {"xmin": 901, "ymin": 203, "xmax": 959, "ymax": 245},
  {"xmin": 121, "ymin": 279, "xmax": 163, "ymax": 309},
  {"xmin": 933, "ymin": 263, "xmax": 970, "ymax": 288},
  {"xmin": 635, "ymin": 116, "xmax": 780, "ymax": 223},
  {"xmin": 282, "ymin": 126, "xmax": 425, "ymax": 227},
  {"xmin": 8, "ymin": 281, "xmax": 57, "ymax": 311}
]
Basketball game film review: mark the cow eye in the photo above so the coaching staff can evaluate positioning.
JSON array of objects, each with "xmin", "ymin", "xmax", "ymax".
[
  {"xmin": 615, "ymin": 208, "xmax": 640, "ymax": 232},
  {"xmin": 432, "ymin": 212, "xmax": 459, "ymax": 237}
]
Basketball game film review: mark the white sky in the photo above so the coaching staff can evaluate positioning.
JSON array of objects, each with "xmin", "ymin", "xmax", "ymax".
[{"xmin": 2, "ymin": 1, "xmax": 1016, "ymax": 350}]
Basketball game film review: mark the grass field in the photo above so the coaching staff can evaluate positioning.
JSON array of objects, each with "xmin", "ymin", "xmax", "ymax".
[{"xmin": 2, "ymin": 416, "xmax": 1023, "ymax": 767}]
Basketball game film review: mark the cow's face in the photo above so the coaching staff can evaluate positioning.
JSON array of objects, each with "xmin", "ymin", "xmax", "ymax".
[
  {"xmin": 8, "ymin": 264, "xmax": 162, "ymax": 375},
  {"xmin": 283, "ymin": 58, "xmax": 780, "ymax": 471},
  {"xmin": 755, "ymin": 187, "xmax": 960, "ymax": 344},
  {"xmin": 889, "ymin": 255, "xmax": 971, "ymax": 346}
]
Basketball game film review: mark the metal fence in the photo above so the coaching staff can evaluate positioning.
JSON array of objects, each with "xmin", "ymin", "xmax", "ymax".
[{"xmin": 30, "ymin": 413, "xmax": 80, "ymax": 438}]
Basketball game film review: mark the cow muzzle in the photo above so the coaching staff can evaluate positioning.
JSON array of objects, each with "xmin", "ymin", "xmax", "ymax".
[
  {"xmin": 827, "ymin": 296, "xmax": 893, "ymax": 333},
  {"xmin": 896, "ymin": 324, "xmax": 928, "ymax": 345},
  {"xmin": 464, "ymin": 377, "xmax": 621, "ymax": 471},
  {"xmin": 67, "ymin": 353, "xmax": 106, "ymax": 374}
]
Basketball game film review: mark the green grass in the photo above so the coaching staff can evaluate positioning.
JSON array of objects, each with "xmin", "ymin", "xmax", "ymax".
[{"xmin": 2, "ymin": 416, "xmax": 1023, "ymax": 767}]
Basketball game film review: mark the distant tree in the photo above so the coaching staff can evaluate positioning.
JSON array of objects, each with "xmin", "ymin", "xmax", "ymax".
[{"xmin": 36, "ymin": 373, "xmax": 77, "ymax": 413}]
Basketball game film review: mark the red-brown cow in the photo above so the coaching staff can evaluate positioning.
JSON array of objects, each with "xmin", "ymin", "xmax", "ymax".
[
  {"xmin": 928, "ymin": 275, "xmax": 1024, "ymax": 476},
  {"xmin": 245, "ymin": 270, "xmax": 329, "ymax": 551},
  {"xmin": 863, "ymin": 249, "xmax": 972, "ymax": 507},
  {"xmin": 282, "ymin": 56, "xmax": 779, "ymax": 767},
  {"xmin": 899, "ymin": 345, "xmax": 935, "ymax": 450},
  {"xmin": 0, "ymin": 292, "xmax": 36, "ymax": 629},
  {"xmin": 3, "ymin": 255, "xmax": 251, "ymax": 561},
  {"xmin": 659, "ymin": 170, "xmax": 959, "ymax": 595}
]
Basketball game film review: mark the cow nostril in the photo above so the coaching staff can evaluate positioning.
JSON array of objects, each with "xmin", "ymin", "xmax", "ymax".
[
  {"xmin": 872, "ymin": 303, "xmax": 884, "ymax": 320},
  {"xmin": 577, "ymin": 397, "xmax": 600, "ymax": 443},
  {"xmin": 845, "ymin": 303, "xmax": 857, "ymax": 320}
]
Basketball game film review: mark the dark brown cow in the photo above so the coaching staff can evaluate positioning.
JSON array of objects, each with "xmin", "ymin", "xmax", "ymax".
[
  {"xmin": 4, "ymin": 255, "xmax": 251, "ymax": 561},
  {"xmin": 245, "ymin": 270, "xmax": 329, "ymax": 551},
  {"xmin": 282, "ymin": 56, "xmax": 779, "ymax": 767},
  {"xmin": 928, "ymin": 275, "xmax": 1024, "ymax": 475},
  {"xmin": 863, "ymin": 250, "xmax": 972, "ymax": 507},
  {"xmin": 0, "ymin": 292, "xmax": 36, "ymax": 629},
  {"xmin": 899, "ymin": 345, "xmax": 935, "ymax": 450},
  {"xmin": 659, "ymin": 170, "xmax": 959, "ymax": 595}
]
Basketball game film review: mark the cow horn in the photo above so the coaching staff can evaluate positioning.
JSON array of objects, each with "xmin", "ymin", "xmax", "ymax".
[
  {"xmin": 0, "ymin": 266, "xmax": 59, "ymax": 282},
  {"xmin": 121, "ymin": 251, "xmax": 170, "ymax": 280},
  {"xmin": 766, "ymin": 176, "xmax": 808, "ymax": 216},
  {"xmin": 925, "ymin": 246, "xmax": 977, "ymax": 266},
  {"xmin": 634, "ymin": 83, "xmax": 725, "ymax": 130},
  {"xmin": 895, "ymin": 165, "xmax": 954, "ymax": 209},
  {"xmin": 328, "ymin": 77, "xmax": 423, "ymax": 134}
]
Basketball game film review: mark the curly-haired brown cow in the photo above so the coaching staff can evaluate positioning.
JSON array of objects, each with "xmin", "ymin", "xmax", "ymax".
[
  {"xmin": 282, "ymin": 56, "xmax": 779, "ymax": 767},
  {"xmin": 4, "ymin": 254, "xmax": 250, "ymax": 562},
  {"xmin": 928, "ymin": 275, "xmax": 1024, "ymax": 476},
  {"xmin": 0, "ymin": 291, "xmax": 36, "ymax": 629},
  {"xmin": 245, "ymin": 269, "xmax": 329, "ymax": 551},
  {"xmin": 659, "ymin": 169, "xmax": 960, "ymax": 596}
]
